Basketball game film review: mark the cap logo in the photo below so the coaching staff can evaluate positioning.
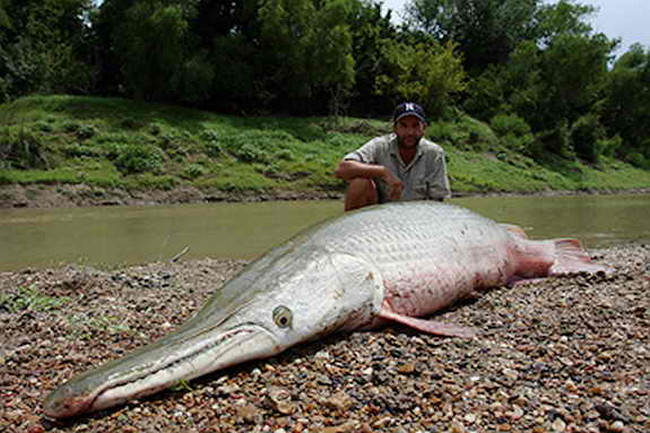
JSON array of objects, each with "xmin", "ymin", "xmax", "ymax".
[{"xmin": 405, "ymin": 103, "xmax": 415, "ymax": 111}]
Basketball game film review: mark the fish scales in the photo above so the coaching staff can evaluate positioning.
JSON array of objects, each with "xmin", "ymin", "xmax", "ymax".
[{"xmin": 307, "ymin": 202, "xmax": 515, "ymax": 318}]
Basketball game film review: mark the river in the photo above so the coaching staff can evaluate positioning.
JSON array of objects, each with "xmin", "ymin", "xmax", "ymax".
[{"xmin": 1, "ymin": 194, "xmax": 648, "ymax": 272}]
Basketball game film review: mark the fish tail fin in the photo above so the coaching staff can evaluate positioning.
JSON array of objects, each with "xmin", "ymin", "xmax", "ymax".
[
  {"xmin": 513, "ymin": 238, "xmax": 612, "ymax": 278},
  {"xmin": 549, "ymin": 238, "xmax": 612, "ymax": 276}
]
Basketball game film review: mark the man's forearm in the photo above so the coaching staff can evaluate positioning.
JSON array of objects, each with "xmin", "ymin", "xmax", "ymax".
[{"xmin": 334, "ymin": 160, "xmax": 387, "ymax": 181}]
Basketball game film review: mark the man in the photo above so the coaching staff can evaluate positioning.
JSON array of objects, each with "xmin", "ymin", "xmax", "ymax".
[{"xmin": 335, "ymin": 102, "xmax": 451, "ymax": 211}]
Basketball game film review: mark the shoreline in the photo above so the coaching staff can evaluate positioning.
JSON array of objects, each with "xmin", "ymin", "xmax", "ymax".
[{"xmin": 2, "ymin": 183, "xmax": 650, "ymax": 209}]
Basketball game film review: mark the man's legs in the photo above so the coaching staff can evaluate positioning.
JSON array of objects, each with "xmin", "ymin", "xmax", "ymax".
[{"xmin": 344, "ymin": 178, "xmax": 378, "ymax": 211}]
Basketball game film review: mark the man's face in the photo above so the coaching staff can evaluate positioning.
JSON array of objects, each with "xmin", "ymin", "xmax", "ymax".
[{"xmin": 394, "ymin": 115, "xmax": 426, "ymax": 148}]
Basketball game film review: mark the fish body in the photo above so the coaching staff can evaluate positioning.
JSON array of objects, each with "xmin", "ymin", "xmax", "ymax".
[{"xmin": 43, "ymin": 202, "xmax": 607, "ymax": 418}]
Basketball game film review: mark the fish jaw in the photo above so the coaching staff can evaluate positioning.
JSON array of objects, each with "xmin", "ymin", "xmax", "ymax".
[{"xmin": 43, "ymin": 324, "xmax": 276, "ymax": 418}]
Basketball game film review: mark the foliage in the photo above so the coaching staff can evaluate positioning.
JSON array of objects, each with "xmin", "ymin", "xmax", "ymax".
[
  {"xmin": 0, "ymin": 0, "xmax": 94, "ymax": 102},
  {"xmin": 115, "ymin": 1, "xmax": 192, "ymax": 101},
  {"xmin": 0, "ymin": 285, "xmax": 70, "ymax": 313},
  {"xmin": 2, "ymin": 95, "xmax": 650, "ymax": 196},
  {"xmin": 600, "ymin": 44, "xmax": 650, "ymax": 165},
  {"xmin": 375, "ymin": 40, "xmax": 466, "ymax": 118},
  {"xmin": 0, "ymin": 0, "xmax": 647, "ymax": 173},
  {"xmin": 0, "ymin": 126, "xmax": 50, "ymax": 169},
  {"xmin": 570, "ymin": 113, "xmax": 605, "ymax": 163},
  {"xmin": 405, "ymin": 0, "xmax": 539, "ymax": 72},
  {"xmin": 112, "ymin": 143, "xmax": 164, "ymax": 174}
]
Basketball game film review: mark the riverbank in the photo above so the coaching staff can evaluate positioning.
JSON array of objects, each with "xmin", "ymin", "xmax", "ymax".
[
  {"xmin": 2, "ymin": 182, "xmax": 650, "ymax": 209},
  {"xmin": 2, "ymin": 95, "xmax": 650, "ymax": 209},
  {"xmin": 2, "ymin": 244, "xmax": 648, "ymax": 432}
]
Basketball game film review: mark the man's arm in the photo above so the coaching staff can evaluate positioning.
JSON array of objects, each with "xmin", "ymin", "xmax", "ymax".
[
  {"xmin": 335, "ymin": 160, "xmax": 403, "ymax": 200},
  {"xmin": 427, "ymin": 151, "xmax": 451, "ymax": 200}
]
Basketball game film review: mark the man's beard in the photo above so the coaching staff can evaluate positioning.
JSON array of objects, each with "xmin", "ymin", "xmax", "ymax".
[{"xmin": 397, "ymin": 134, "xmax": 422, "ymax": 148}]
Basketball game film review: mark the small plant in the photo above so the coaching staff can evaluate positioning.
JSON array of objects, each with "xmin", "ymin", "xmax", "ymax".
[
  {"xmin": 0, "ymin": 127, "xmax": 50, "ymax": 169},
  {"xmin": 490, "ymin": 114, "xmax": 531, "ymax": 137},
  {"xmin": 76, "ymin": 124, "xmax": 97, "ymax": 140},
  {"xmin": 35, "ymin": 121, "xmax": 54, "ymax": 133},
  {"xmin": 113, "ymin": 144, "xmax": 163, "ymax": 174},
  {"xmin": 62, "ymin": 121, "xmax": 80, "ymax": 133},
  {"xmin": 0, "ymin": 285, "xmax": 70, "ymax": 313},
  {"xmin": 183, "ymin": 163, "xmax": 205, "ymax": 179},
  {"xmin": 149, "ymin": 123, "xmax": 163, "ymax": 136}
]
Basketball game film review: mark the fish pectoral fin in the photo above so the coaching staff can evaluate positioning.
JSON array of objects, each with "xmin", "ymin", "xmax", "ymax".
[{"xmin": 378, "ymin": 309, "xmax": 476, "ymax": 338}]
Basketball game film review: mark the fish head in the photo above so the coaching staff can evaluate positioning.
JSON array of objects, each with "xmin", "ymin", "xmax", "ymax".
[
  {"xmin": 199, "ymin": 247, "xmax": 385, "ymax": 354},
  {"xmin": 43, "ymin": 247, "xmax": 383, "ymax": 419}
]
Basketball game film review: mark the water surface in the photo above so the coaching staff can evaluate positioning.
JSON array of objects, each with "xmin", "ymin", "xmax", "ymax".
[{"xmin": 1, "ymin": 194, "xmax": 648, "ymax": 271}]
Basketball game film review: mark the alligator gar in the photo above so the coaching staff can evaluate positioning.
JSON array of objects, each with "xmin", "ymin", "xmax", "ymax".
[{"xmin": 43, "ymin": 201, "xmax": 608, "ymax": 418}]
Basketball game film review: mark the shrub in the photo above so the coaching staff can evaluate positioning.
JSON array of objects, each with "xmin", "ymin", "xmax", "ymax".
[
  {"xmin": 76, "ymin": 124, "xmax": 97, "ymax": 140},
  {"xmin": 627, "ymin": 152, "xmax": 650, "ymax": 169},
  {"xmin": 0, "ymin": 127, "xmax": 50, "ymax": 169},
  {"xmin": 570, "ymin": 114, "xmax": 605, "ymax": 163},
  {"xmin": 598, "ymin": 135, "xmax": 622, "ymax": 158},
  {"xmin": 183, "ymin": 164, "xmax": 205, "ymax": 179},
  {"xmin": 490, "ymin": 114, "xmax": 531, "ymax": 137},
  {"xmin": 113, "ymin": 144, "xmax": 163, "ymax": 174},
  {"xmin": 536, "ymin": 122, "xmax": 573, "ymax": 158}
]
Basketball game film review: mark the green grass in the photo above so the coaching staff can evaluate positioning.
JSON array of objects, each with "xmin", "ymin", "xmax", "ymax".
[
  {"xmin": 1, "ymin": 94, "xmax": 649, "ymax": 196},
  {"xmin": 0, "ymin": 285, "xmax": 70, "ymax": 313}
]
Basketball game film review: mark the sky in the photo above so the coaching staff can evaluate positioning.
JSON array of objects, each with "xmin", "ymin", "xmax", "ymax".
[{"xmin": 380, "ymin": 0, "xmax": 650, "ymax": 55}]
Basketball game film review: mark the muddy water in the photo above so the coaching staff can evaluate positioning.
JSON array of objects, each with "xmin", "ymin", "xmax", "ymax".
[{"xmin": 1, "ymin": 194, "xmax": 648, "ymax": 271}]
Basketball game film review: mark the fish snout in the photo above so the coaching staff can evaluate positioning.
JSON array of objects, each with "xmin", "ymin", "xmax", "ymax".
[{"xmin": 43, "ymin": 383, "xmax": 94, "ymax": 419}]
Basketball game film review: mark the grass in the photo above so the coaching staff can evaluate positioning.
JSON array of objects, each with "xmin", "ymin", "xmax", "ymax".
[
  {"xmin": 0, "ymin": 285, "xmax": 70, "ymax": 313},
  {"xmin": 1, "ymin": 94, "xmax": 649, "ymax": 196}
]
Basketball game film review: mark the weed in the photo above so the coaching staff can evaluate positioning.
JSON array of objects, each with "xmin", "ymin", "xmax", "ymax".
[
  {"xmin": 0, "ymin": 285, "xmax": 70, "ymax": 313},
  {"xmin": 113, "ymin": 144, "xmax": 163, "ymax": 174},
  {"xmin": 66, "ymin": 313, "xmax": 131, "ymax": 340}
]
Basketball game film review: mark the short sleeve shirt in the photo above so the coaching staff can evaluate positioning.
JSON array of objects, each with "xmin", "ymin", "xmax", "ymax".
[{"xmin": 343, "ymin": 133, "xmax": 451, "ymax": 203}]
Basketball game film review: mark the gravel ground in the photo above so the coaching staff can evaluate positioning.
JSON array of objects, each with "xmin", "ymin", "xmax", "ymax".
[{"xmin": 1, "ymin": 244, "xmax": 648, "ymax": 433}]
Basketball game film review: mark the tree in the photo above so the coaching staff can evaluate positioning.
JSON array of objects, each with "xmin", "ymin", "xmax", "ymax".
[
  {"xmin": 375, "ymin": 39, "xmax": 466, "ymax": 118},
  {"xmin": 405, "ymin": 0, "xmax": 539, "ymax": 72},
  {"xmin": 601, "ymin": 44, "xmax": 650, "ymax": 167},
  {"xmin": 256, "ymin": 0, "xmax": 355, "ymax": 113},
  {"xmin": 113, "ymin": 1, "xmax": 194, "ymax": 101},
  {"xmin": 0, "ymin": 0, "xmax": 94, "ymax": 102},
  {"xmin": 348, "ymin": 1, "xmax": 398, "ymax": 116}
]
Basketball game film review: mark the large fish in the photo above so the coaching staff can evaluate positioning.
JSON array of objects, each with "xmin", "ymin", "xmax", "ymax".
[{"xmin": 43, "ymin": 201, "xmax": 608, "ymax": 418}]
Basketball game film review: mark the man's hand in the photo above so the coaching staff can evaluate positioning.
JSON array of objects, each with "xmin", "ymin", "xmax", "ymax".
[{"xmin": 381, "ymin": 167, "xmax": 403, "ymax": 200}]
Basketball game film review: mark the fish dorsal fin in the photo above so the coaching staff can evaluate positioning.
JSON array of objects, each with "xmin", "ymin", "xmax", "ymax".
[
  {"xmin": 377, "ymin": 308, "xmax": 476, "ymax": 338},
  {"xmin": 500, "ymin": 223, "xmax": 528, "ymax": 239}
]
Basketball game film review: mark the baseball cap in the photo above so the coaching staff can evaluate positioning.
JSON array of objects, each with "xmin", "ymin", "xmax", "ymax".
[{"xmin": 393, "ymin": 102, "xmax": 427, "ymax": 124}]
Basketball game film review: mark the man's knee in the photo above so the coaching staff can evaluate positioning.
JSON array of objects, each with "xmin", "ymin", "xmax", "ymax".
[{"xmin": 344, "ymin": 178, "xmax": 378, "ymax": 211}]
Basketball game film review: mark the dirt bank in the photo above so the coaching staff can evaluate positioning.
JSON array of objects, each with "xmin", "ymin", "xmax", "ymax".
[
  {"xmin": 1, "ymin": 244, "xmax": 649, "ymax": 432},
  {"xmin": 2, "ymin": 183, "xmax": 650, "ymax": 209},
  {"xmin": 0, "ymin": 184, "xmax": 344, "ymax": 209}
]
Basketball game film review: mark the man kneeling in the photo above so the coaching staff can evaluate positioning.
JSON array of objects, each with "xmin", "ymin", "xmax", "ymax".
[{"xmin": 335, "ymin": 102, "xmax": 451, "ymax": 211}]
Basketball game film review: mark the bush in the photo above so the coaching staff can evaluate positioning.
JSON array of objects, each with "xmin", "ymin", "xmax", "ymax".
[
  {"xmin": 598, "ymin": 135, "xmax": 622, "ymax": 158},
  {"xmin": 183, "ymin": 164, "xmax": 205, "ymax": 179},
  {"xmin": 536, "ymin": 122, "xmax": 573, "ymax": 158},
  {"xmin": 570, "ymin": 114, "xmax": 605, "ymax": 163},
  {"xmin": 76, "ymin": 124, "xmax": 97, "ymax": 140},
  {"xmin": 490, "ymin": 114, "xmax": 531, "ymax": 137},
  {"xmin": 0, "ymin": 127, "xmax": 50, "ymax": 169},
  {"xmin": 113, "ymin": 144, "xmax": 163, "ymax": 174},
  {"xmin": 627, "ymin": 152, "xmax": 650, "ymax": 169}
]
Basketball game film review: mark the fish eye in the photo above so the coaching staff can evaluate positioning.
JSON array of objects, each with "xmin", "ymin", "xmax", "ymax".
[{"xmin": 273, "ymin": 306, "xmax": 292, "ymax": 328}]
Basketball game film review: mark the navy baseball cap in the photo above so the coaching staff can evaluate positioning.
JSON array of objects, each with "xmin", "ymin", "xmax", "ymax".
[{"xmin": 393, "ymin": 102, "xmax": 427, "ymax": 124}]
